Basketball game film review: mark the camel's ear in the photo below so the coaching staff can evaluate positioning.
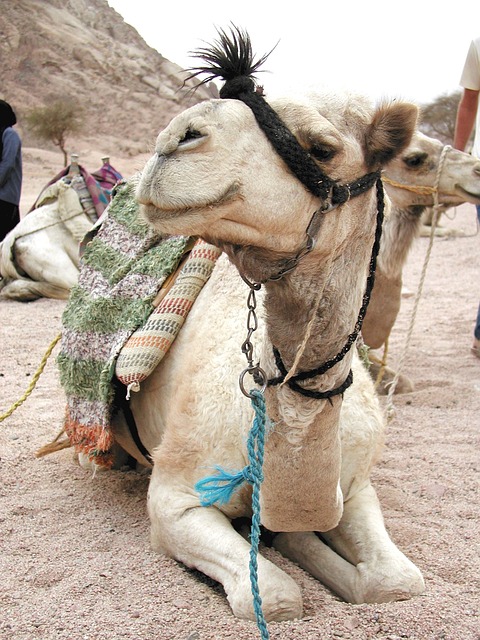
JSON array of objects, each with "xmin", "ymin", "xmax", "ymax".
[{"xmin": 364, "ymin": 102, "xmax": 418, "ymax": 170}]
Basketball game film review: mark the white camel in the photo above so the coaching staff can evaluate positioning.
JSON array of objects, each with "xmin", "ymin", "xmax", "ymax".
[
  {"xmin": 362, "ymin": 132, "xmax": 480, "ymax": 391},
  {"xmin": 0, "ymin": 179, "xmax": 95, "ymax": 301},
  {"xmin": 75, "ymin": 31, "xmax": 428, "ymax": 623}
]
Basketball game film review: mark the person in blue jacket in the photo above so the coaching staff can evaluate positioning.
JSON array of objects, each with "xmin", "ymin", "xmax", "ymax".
[{"xmin": 0, "ymin": 100, "xmax": 22, "ymax": 241}]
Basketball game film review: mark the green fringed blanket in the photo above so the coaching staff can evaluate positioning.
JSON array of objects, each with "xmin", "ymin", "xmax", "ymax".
[{"xmin": 57, "ymin": 178, "xmax": 191, "ymax": 467}]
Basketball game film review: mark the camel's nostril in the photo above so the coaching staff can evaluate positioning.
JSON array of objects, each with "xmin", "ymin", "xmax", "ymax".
[
  {"xmin": 155, "ymin": 154, "xmax": 166, "ymax": 170},
  {"xmin": 179, "ymin": 128, "xmax": 203, "ymax": 145}
]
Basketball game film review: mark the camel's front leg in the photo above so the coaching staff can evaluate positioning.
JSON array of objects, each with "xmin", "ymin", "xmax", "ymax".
[
  {"xmin": 273, "ymin": 482, "xmax": 424, "ymax": 604},
  {"xmin": 148, "ymin": 467, "xmax": 303, "ymax": 622}
]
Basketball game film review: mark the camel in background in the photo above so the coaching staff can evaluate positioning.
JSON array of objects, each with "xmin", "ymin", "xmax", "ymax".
[
  {"xmin": 363, "ymin": 132, "xmax": 480, "ymax": 392},
  {"xmin": 0, "ymin": 158, "xmax": 116, "ymax": 301}
]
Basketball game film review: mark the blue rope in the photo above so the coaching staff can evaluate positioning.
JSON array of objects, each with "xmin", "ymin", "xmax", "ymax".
[{"xmin": 195, "ymin": 389, "xmax": 270, "ymax": 640}]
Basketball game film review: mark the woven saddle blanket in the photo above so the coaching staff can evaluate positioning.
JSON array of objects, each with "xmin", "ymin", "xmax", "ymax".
[{"xmin": 57, "ymin": 177, "xmax": 221, "ymax": 467}]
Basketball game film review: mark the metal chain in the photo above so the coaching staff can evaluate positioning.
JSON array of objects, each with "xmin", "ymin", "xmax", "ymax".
[{"xmin": 239, "ymin": 281, "xmax": 268, "ymax": 397}]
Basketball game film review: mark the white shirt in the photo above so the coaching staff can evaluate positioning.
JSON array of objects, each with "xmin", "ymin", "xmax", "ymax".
[{"xmin": 459, "ymin": 37, "xmax": 480, "ymax": 157}]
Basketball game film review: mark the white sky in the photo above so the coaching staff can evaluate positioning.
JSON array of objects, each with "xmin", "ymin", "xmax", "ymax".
[{"xmin": 108, "ymin": 0, "xmax": 479, "ymax": 105}]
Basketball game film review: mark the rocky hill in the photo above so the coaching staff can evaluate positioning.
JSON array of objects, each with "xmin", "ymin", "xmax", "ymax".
[{"xmin": 1, "ymin": 0, "xmax": 213, "ymax": 156}]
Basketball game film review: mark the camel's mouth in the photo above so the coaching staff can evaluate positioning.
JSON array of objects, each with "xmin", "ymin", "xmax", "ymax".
[
  {"xmin": 455, "ymin": 185, "xmax": 480, "ymax": 205},
  {"xmin": 138, "ymin": 182, "xmax": 242, "ymax": 228},
  {"xmin": 139, "ymin": 202, "xmax": 188, "ymax": 221}
]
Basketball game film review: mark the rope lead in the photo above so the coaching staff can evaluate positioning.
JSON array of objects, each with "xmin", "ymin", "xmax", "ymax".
[
  {"xmin": 385, "ymin": 145, "xmax": 451, "ymax": 418},
  {"xmin": 0, "ymin": 333, "xmax": 61, "ymax": 423},
  {"xmin": 195, "ymin": 389, "xmax": 270, "ymax": 639}
]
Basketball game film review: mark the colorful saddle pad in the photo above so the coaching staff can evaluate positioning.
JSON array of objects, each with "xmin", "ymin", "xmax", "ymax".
[{"xmin": 57, "ymin": 177, "xmax": 220, "ymax": 467}]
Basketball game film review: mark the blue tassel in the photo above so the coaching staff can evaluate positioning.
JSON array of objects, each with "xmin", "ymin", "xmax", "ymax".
[{"xmin": 195, "ymin": 465, "xmax": 253, "ymax": 506}]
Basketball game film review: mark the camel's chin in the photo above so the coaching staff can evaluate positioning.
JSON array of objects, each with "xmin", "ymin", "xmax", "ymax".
[
  {"xmin": 139, "ymin": 202, "xmax": 218, "ymax": 238},
  {"xmin": 454, "ymin": 186, "xmax": 480, "ymax": 205}
]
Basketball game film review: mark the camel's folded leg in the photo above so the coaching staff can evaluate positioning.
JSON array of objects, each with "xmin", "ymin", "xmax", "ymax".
[
  {"xmin": 77, "ymin": 443, "xmax": 131, "ymax": 471},
  {"xmin": 0, "ymin": 279, "xmax": 72, "ymax": 301},
  {"xmin": 148, "ymin": 468, "xmax": 303, "ymax": 622},
  {"xmin": 273, "ymin": 482, "xmax": 424, "ymax": 604}
]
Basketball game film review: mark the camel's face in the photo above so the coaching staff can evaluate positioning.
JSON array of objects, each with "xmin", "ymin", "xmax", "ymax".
[
  {"xmin": 385, "ymin": 131, "xmax": 480, "ymax": 209},
  {"xmin": 138, "ymin": 93, "xmax": 417, "ymax": 256},
  {"xmin": 138, "ymin": 99, "xmax": 318, "ymax": 254}
]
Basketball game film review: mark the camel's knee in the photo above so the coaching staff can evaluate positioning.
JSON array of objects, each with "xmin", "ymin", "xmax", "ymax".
[
  {"xmin": 0, "ymin": 278, "xmax": 70, "ymax": 301},
  {"xmin": 147, "ymin": 476, "xmax": 304, "ymax": 622}
]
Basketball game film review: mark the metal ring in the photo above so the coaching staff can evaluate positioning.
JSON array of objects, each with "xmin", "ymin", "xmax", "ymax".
[{"xmin": 239, "ymin": 366, "xmax": 268, "ymax": 398}]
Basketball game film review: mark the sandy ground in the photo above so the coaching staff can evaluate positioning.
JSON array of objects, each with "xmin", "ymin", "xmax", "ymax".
[{"xmin": 1, "ymin": 150, "xmax": 479, "ymax": 639}]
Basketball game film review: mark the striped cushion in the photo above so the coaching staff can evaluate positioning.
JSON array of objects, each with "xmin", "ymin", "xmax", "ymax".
[{"xmin": 115, "ymin": 239, "xmax": 221, "ymax": 394}]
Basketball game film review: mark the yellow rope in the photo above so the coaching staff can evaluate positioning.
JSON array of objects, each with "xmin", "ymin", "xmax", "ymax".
[
  {"xmin": 0, "ymin": 333, "xmax": 61, "ymax": 423},
  {"xmin": 373, "ymin": 336, "xmax": 390, "ymax": 389},
  {"xmin": 382, "ymin": 176, "xmax": 436, "ymax": 196}
]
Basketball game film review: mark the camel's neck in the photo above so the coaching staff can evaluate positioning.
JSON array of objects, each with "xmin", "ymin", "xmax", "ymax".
[
  {"xmin": 264, "ymin": 255, "xmax": 366, "ymax": 377},
  {"xmin": 378, "ymin": 205, "xmax": 425, "ymax": 278},
  {"xmin": 256, "ymin": 227, "xmax": 376, "ymax": 532}
]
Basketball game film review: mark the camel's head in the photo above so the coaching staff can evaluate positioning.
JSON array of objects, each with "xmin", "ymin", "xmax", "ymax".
[
  {"xmin": 383, "ymin": 131, "xmax": 480, "ymax": 210},
  {"xmin": 137, "ymin": 27, "xmax": 418, "ymax": 281}
]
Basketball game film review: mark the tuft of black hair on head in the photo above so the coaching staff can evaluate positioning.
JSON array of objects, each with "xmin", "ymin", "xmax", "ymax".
[{"xmin": 185, "ymin": 24, "xmax": 276, "ymax": 93}]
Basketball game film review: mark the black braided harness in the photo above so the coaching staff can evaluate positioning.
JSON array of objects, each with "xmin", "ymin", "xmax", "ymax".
[{"xmin": 188, "ymin": 27, "xmax": 385, "ymax": 400}]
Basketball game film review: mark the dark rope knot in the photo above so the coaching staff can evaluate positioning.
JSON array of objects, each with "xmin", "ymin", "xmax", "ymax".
[
  {"xmin": 331, "ymin": 183, "xmax": 351, "ymax": 207},
  {"xmin": 220, "ymin": 76, "xmax": 256, "ymax": 99}
]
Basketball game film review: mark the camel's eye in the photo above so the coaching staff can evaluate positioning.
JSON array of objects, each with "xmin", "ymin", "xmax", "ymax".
[
  {"xmin": 178, "ymin": 128, "xmax": 204, "ymax": 146},
  {"xmin": 404, "ymin": 152, "xmax": 428, "ymax": 168},
  {"xmin": 310, "ymin": 145, "xmax": 336, "ymax": 162}
]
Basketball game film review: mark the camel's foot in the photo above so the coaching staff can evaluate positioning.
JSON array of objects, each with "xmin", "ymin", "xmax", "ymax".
[
  {"xmin": 274, "ymin": 530, "xmax": 424, "ymax": 605},
  {"xmin": 368, "ymin": 360, "xmax": 414, "ymax": 395},
  {"xmin": 226, "ymin": 558, "xmax": 303, "ymax": 622},
  {"xmin": 274, "ymin": 484, "xmax": 425, "ymax": 605},
  {"xmin": 76, "ymin": 443, "xmax": 131, "ymax": 472},
  {"xmin": 350, "ymin": 557, "xmax": 425, "ymax": 604},
  {"xmin": 148, "ymin": 471, "xmax": 303, "ymax": 622}
]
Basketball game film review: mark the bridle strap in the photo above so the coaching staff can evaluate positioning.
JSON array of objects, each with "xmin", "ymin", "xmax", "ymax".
[
  {"xmin": 221, "ymin": 77, "xmax": 368, "ymax": 212},
  {"xmin": 382, "ymin": 176, "xmax": 436, "ymax": 196},
  {"xmin": 268, "ymin": 177, "xmax": 385, "ymax": 398},
  {"xmin": 271, "ymin": 351, "xmax": 354, "ymax": 401},
  {"xmin": 267, "ymin": 170, "xmax": 381, "ymax": 282},
  {"xmin": 223, "ymin": 81, "xmax": 386, "ymax": 396},
  {"xmin": 382, "ymin": 144, "xmax": 452, "ymax": 199}
]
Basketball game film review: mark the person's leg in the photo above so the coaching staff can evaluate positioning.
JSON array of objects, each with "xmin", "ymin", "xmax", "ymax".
[
  {"xmin": 0, "ymin": 200, "xmax": 20, "ymax": 241},
  {"xmin": 472, "ymin": 301, "xmax": 480, "ymax": 357},
  {"xmin": 470, "ymin": 205, "xmax": 480, "ymax": 357}
]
